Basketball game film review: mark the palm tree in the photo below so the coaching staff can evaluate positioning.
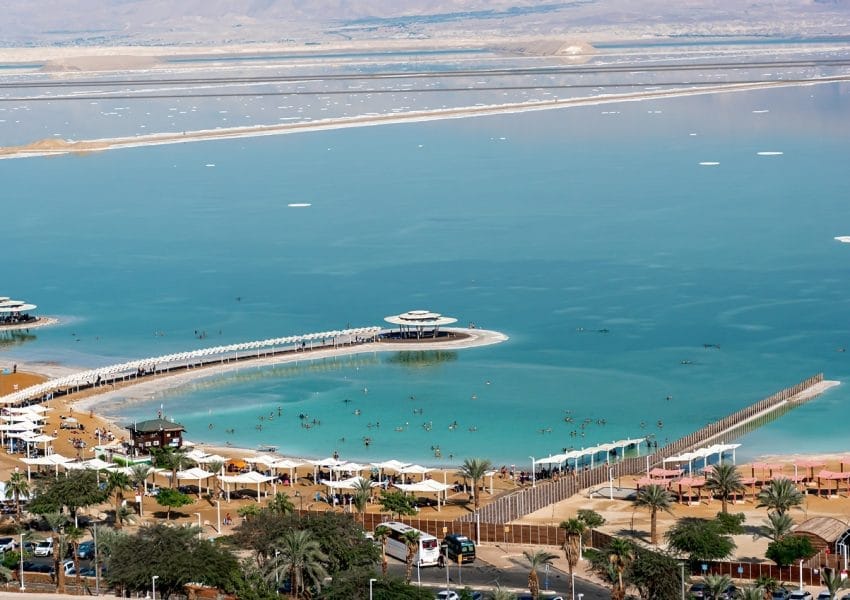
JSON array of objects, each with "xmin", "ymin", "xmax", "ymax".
[
  {"xmin": 154, "ymin": 446, "xmax": 190, "ymax": 488},
  {"xmin": 128, "ymin": 463, "xmax": 151, "ymax": 496},
  {"xmin": 458, "ymin": 458, "xmax": 493, "ymax": 510},
  {"xmin": 103, "ymin": 471, "xmax": 131, "ymax": 529},
  {"xmin": 402, "ymin": 529, "xmax": 421, "ymax": 584},
  {"xmin": 42, "ymin": 512, "xmax": 68, "ymax": 594},
  {"xmin": 757, "ymin": 478, "xmax": 804, "ymax": 515},
  {"xmin": 755, "ymin": 512, "xmax": 795, "ymax": 542},
  {"xmin": 607, "ymin": 538, "xmax": 634, "ymax": 600},
  {"xmin": 265, "ymin": 529, "xmax": 329, "ymax": 599},
  {"xmin": 560, "ymin": 518, "xmax": 585, "ymax": 598},
  {"xmin": 634, "ymin": 484, "xmax": 674, "ymax": 545},
  {"xmin": 704, "ymin": 573, "xmax": 732, "ymax": 600},
  {"xmin": 821, "ymin": 567, "xmax": 850, "ymax": 600},
  {"xmin": 755, "ymin": 576, "xmax": 780, "ymax": 600},
  {"xmin": 374, "ymin": 525, "xmax": 391, "ymax": 577},
  {"xmin": 739, "ymin": 586, "xmax": 767, "ymax": 600},
  {"xmin": 523, "ymin": 549, "xmax": 558, "ymax": 599},
  {"xmin": 492, "ymin": 588, "xmax": 517, "ymax": 600},
  {"xmin": 65, "ymin": 525, "xmax": 85, "ymax": 590},
  {"xmin": 704, "ymin": 463, "xmax": 745, "ymax": 514},
  {"xmin": 352, "ymin": 477, "xmax": 372, "ymax": 523},
  {"xmin": 267, "ymin": 492, "xmax": 295, "ymax": 516},
  {"xmin": 4, "ymin": 469, "xmax": 30, "ymax": 522}
]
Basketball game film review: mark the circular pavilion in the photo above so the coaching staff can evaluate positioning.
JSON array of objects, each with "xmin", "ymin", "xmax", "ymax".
[
  {"xmin": 383, "ymin": 310, "xmax": 458, "ymax": 340},
  {"xmin": 0, "ymin": 297, "xmax": 38, "ymax": 327}
]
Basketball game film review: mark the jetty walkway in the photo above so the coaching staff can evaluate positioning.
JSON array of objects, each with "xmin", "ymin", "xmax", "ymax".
[
  {"xmin": 0, "ymin": 326, "xmax": 507, "ymax": 407},
  {"xmin": 459, "ymin": 373, "xmax": 834, "ymax": 524}
]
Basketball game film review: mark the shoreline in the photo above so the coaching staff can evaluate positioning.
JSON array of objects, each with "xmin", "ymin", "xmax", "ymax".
[
  {"xmin": 0, "ymin": 316, "xmax": 59, "ymax": 331},
  {"xmin": 3, "ymin": 76, "xmax": 849, "ymax": 161}
]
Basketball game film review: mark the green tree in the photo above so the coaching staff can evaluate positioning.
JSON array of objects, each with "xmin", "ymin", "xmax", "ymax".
[
  {"xmin": 107, "ymin": 523, "xmax": 238, "ymax": 599},
  {"xmin": 627, "ymin": 546, "xmax": 683, "ymax": 600},
  {"xmin": 704, "ymin": 573, "xmax": 733, "ymax": 600},
  {"xmin": 231, "ymin": 509, "xmax": 292, "ymax": 567},
  {"xmin": 297, "ymin": 512, "xmax": 379, "ymax": 577},
  {"xmin": 128, "ymin": 463, "xmax": 152, "ymax": 497},
  {"xmin": 323, "ymin": 574, "xmax": 434, "ymax": 600},
  {"xmin": 820, "ymin": 567, "xmax": 850, "ymax": 600},
  {"xmin": 238, "ymin": 503, "xmax": 261, "ymax": 520},
  {"xmin": 664, "ymin": 517, "xmax": 736, "ymax": 564},
  {"xmin": 578, "ymin": 508, "xmax": 606, "ymax": 529},
  {"xmin": 757, "ymin": 479, "xmax": 804, "ymax": 516},
  {"xmin": 232, "ymin": 561, "xmax": 280, "ymax": 600},
  {"xmin": 378, "ymin": 490, "xmax": 417, "ymax": 518},
  {"xmin": 352, "ymin": 477, "xmax": 372, "ymax": 523},
  {"xmin": 267, "ymin": 492, "xmax": 295, "ymax": 516},
  {"xmin": 28, "ymin": 468, "xmax": 106, "ymax": 524},
  {"xmin": 523, "ymin": 549, "xmax": 558, "ymax": 600},
  {"xmin": 756, "ymin": 512, "xmax": 795, "ymax": 542},
  {"xmin": 608, "ymin": 538, "xmax": 635, "ymax": 600},
  {"xmin": 560, "ymin": 518, "xmax": 585, "ymax": 599},
  {"xmin": 714, "ymin": 511, "xmax": 746, "ymax": 535},
  {"xmin": 765, "ymin": 535, "xmax": 814, "ymax": 567},
  {"xmin": 704, "ymin": 463, "xmax": 744, "ymax": 514},
  {"xmin": 374, "ymin": 525, "xmax": 391, "ymax": 577},
  {"xmin": 458, "ymin": 458, "xmax": 493, "ymax": 510},
  {"xmin": 155, "ymin": 487, "xmax": 192, "ymax": 520},
  {"xmin": 402, "ymin": 529, "xmax": 421, "ymax": 584},
  {"xmin": 264, "ymin": 529, "xmax": 329, "ymax": 599},
  {"xmin": 4, "ymin": 469, "xmax": 30, "ymax": 522},
  {"xmin": 634, "ymin": 484, "xmax": 674, "ymax": 545},
  {"xmin": 104, "ymin": 470, "xmax": 132, "ymax": 529}
]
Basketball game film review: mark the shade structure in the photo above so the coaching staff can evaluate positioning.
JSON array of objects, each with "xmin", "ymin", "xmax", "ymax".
[
  {"xmin": 218, "ymin": 471, "xmax": 275, "ymax": 502},
  {"xmin": 163, "ymin": 466, "xmax": 217, "ymax": 494},
  {"xmin": 245, "ymin": 454, "xmax": 279, "ymax": 468},
  {"xmin": 8, "ymin": 404, "xmax": 50, "ymax": 414},
  {"xmin": 370, "ymin": 459, "xmax": 410, "ymax": 471},
  {"xmin": 649, "ymin": 467, "xmax": 684, "ymax": 478},
  {"xmin": 20, "ymin": 453, "xmax": 73, "ymax": 480},
  {"xmin": 392, "ymin": 479, "xmax": 454, "ymax": 511},
  {"xmin": 399, "ymin": 464, "xmax": 433, "ymax": 482},
  {"xmin": 321, "ymin": 476, "xmax": 379, "ymax": 490}
]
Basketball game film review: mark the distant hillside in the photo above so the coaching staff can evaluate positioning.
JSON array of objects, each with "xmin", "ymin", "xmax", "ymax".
[{"xmin": 2, "ymin": 0, "xmax": 849, "ymax": 46}]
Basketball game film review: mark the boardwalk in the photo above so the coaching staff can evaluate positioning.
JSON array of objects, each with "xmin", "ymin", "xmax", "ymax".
[{"xmin": 459, "ymin": 373, "xmax": 833, "ymax": 524}]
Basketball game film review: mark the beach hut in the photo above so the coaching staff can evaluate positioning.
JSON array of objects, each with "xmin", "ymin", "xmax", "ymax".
[{"xmin": 793, "ymin": 517, "xmax": 850, "ymax": 554}]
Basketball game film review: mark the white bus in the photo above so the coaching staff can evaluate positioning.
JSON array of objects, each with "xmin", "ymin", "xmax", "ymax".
[{"xmin": 377, "ymin": 521, "xmax": 441, "ymax": 567}]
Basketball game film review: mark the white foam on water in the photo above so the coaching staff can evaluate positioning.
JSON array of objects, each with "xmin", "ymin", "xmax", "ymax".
[
  {"xmin": 287, "ymin": 203, "xmax": 312, "ymax": 208},
  {"xmin": 699, "ymin": 162, "xmax": 720, "ymax": 166},
  {"xmin": 205, "ymin": 163, "xmax": 215, "ymax": 167},
  {"xmin": 757, "ymin": 151, "xmax": 783, "ymax": 156},
  {"xmin": 752, "ymin": 109, "xmax": 770, "ymax": 113},
  {"xmin": 834, "ymin": 236, "xmax": 850, "ymax": 243}
]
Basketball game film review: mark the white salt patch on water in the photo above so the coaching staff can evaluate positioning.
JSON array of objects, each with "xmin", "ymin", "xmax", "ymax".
[
  {"xmin": 287, "ymin": 203, "xmax": 312, "ymax": 208},
  {"xmin": 205, "ymin": 163, "xmax": 215, "ymax": 167},
  {"xmin": 757, "ymin": 151, "xmax": 783, "ymax": 156},
  {"xmin": 689, "ymin": 133, "xmax": 698, "ymax": 136},
  {"xmin": 699, "ymin": 162, "xmax": 720, "ymax": 166},
  {"xmin": 834, "ymin": 236, "xmax": 850, "ymax": 243},
  {"xmin": 752, "ymin": 110, "xmax": 770, "ymax": 113}
]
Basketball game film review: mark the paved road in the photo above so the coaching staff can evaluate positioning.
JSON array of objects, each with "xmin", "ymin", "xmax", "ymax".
[{"xmin": 387, "ymin": 557, "xmax": 609, "ymax": 600}]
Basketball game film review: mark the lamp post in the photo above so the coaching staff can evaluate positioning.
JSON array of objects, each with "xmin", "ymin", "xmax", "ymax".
[
  {"xmin": 608, "ymin": 467, "xmax": 615, "ymax": 500},
  {"xmin": 194, "ymin": 512, "xmax": 202, "ymax": 539},
  {"xmin": 295, "ymin": 490, "xmax": 303, "ymax": 512},
  {"xmin": 571, "ymin": 571, "xmax": 575, "ymax": 600},
  {"xmin": 19, "ymin": 532, "xmax": 24, "ymax": 591},
  {"xmin": 152, "ymin": 575, "xmax": 159, "ymax": 599},
  {"xmin": 799, "ymin": 558, "xmax": 804, "ymax": 591},
  {"xmin": 529, "ymin": 456, "xmax": 536, "ymax": 487},
  {"xmin": 216, "ymin": 500, "xmax": 221, "ymax": 533},
  {"xmin": 93, "ymin": 524, "xmax": 100, "ymax": 596},
  {"xmin": 369, "ymin": 577, "xmax": 376, "ymax": 600},
  {"xmin": 680, "ymin": 562, "xmax": 686, "ymax": 600}
]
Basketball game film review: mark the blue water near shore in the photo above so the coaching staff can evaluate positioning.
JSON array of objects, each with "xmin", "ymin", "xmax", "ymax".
[{"xmin": 4, "ymin": 82, "xmax": 850, "ymax": 466}]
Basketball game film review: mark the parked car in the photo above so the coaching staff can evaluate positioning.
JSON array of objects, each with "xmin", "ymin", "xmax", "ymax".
[
  {"xmin": 435, "ymin": 591, "xmax": 460, "ymax": 600},
  {"xmin": 789, "ymin": 592, "xmax": 813, "ymax": 600},
  {"xmin": 690, "ymin": 583, "xmax": 709, "ymax": 599},
  {"xmin": 772, "ymin": 588, "xmax": 792, "ymax": 600},
  {"xmin": 0, "ymin": 537, "xmax": 16, "ymax": 552},
  {"xmin": 61, "ymin": 560, "xmax": 76, "ymax": 576},
  {"xmin": 79, "ymin": 565, "xmax": 105, "ymax": 577},
  {"xmin": 722, "ymin": 585, "xmax": 738, "ymax": 600},
  {"xmin": 77, "ymin": 541, "xmax": 95, "ymax": 560},
  {"xmin": 33, "ymin": 539, "xmax": 53, "ymax": 557},
  {"xmin": 817, "ymin": 592, "xmax": 831, "ymax": 600}
]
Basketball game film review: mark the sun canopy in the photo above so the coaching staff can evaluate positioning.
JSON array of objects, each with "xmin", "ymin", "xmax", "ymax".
[
  {"xmin": 218, "ymin": 471, "xmax": 275, "ymax": 484},
  {"xmin": 320, "ymin": 476, "xmax": 379, "ymax": 490},
  {"xmin": 245, "ymin": 455, "xmax": 279, "ymax": 467},
  {"xmin": 370, "ymin": 459, "xmax": 410, "ymax": 471},
  {"xmin": 393, "ymin": 479, "xmax": 454, "ymax": 493}
]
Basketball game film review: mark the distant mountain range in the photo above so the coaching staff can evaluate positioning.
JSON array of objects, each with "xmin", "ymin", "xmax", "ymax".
[{"xmin": 2, "ymin": 0, "xmax": 849, "ymax": 46}]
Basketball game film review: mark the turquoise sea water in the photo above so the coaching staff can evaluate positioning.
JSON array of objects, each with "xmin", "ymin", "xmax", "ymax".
[{"xmin": 4, "ymin": 81, "xmax": 850, "ymax": 466}]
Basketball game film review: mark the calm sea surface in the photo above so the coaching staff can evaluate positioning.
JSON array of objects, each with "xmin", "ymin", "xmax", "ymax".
[{"xmin": 4, "ymin": 81, "xmax": 850, "ymax": 466}]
